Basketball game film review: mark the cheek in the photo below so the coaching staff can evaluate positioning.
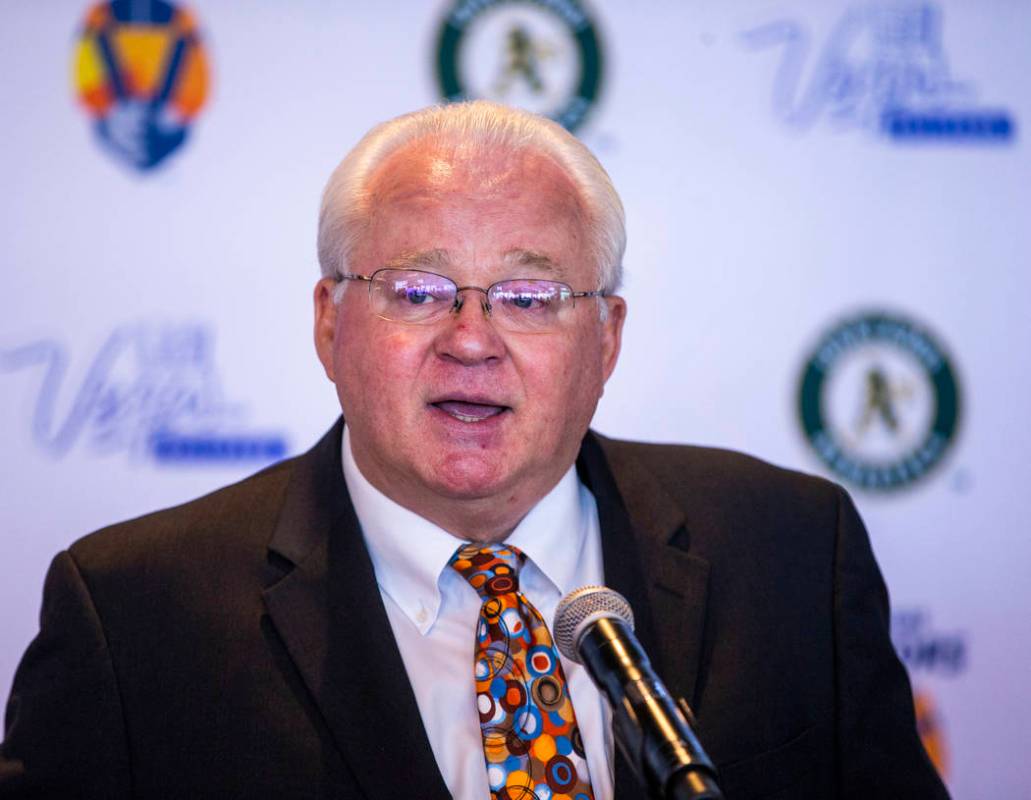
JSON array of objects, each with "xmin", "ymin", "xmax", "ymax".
[
  {"xmin": 335, "ymin": 321, "xmax": 426, "ymax": 407},
  {"xmin": 514, "ymin": 333, "xmax": 605, "ymax": 425}
]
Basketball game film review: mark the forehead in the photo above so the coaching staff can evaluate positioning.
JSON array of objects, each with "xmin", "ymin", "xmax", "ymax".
[
  {"xmin": 367, "ymin": 138, "xmax": 582, "ymax": 205},
  {"xmin": 356, "ymin": 140, "xmax": 592, "ymax": 280},
  {"xmin": 383, "ymin": 246, "xmax": 567, "ymax": 275}
]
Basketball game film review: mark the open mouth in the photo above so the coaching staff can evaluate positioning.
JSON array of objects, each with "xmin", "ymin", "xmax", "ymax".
[{"xmin": 431, "ymin": 400, "xmax": 510, "ymax": 423}]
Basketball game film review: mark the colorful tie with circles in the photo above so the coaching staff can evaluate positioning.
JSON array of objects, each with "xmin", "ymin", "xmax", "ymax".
[{"xmin": 449, "ymin": 542, "xmax": 595, "ymax": 800}]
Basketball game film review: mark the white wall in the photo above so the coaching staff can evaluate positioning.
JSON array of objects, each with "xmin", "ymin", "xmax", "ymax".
[{"xmin": 2, "ymin": 2, "xmax": 1027, "ymax": 795}]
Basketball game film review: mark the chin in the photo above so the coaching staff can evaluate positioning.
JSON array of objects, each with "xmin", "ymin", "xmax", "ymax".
[{"xmin": 426, "ymin": 453, "xmax": 512, "ymax": 500}]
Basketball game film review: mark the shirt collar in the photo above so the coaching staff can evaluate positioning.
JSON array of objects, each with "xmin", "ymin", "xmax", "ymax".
[
  {"xmin": 505, "ymin": 464, "xmax": 590, "ymax": 600},
  {"xmin": 341, "ymin": 424, "xmax": 590, "ymax": 634}
]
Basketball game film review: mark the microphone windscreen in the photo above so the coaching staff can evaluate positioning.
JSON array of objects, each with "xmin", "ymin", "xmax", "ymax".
[{"xmin": 553, "ymin": 585, "xmax": 635, "ymax": 663}]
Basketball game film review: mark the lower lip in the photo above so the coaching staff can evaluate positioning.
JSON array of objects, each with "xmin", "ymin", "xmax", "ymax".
[{"xmin": 427, "ymin": 404, "xmax": 511, "ymax": 437}]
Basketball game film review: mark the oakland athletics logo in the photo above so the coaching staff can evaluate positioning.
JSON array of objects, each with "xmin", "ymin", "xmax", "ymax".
[
  {"xmin": 435, "ymin": 0, "xmax": 604, "ymax": 132},
  {"xmin": 798, "ymin": 312, "xmax": 961, "ymax": 491}
]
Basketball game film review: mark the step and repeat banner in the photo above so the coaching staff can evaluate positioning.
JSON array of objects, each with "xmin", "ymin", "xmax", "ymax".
[{"xmin": 1, "ymin": 2, "xmax": 1027, "ymax": 796}]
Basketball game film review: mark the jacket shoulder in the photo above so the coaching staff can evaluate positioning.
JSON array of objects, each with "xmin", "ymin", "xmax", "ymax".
[
  {"xmin": 67, "ymin": 455, "xmax": 298, "ymax": 581},
  {"xmin": 595, "ymin": 434, "xmax": 839, "ymax": 503}
]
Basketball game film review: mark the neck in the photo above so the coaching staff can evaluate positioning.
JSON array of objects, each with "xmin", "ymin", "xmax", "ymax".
[
  {"xmin": 421, "ymin": 504, "xmax": 523, "ymax": 544},
  {"xmin": 366, "ymin": 475, "xmax": 543, "ymax": 545}
]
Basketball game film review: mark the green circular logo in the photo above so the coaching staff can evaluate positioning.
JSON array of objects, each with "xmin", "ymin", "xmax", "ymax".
[
  {"xmin": 435, "ymin": 0, "xmax": 604, "ymax": 132},
  {"xmin": 798, "ymin": 312, "xmax": 961, "ymax": 491}
]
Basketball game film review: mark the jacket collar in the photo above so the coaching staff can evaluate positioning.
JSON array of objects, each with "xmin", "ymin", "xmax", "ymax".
[
  {"xmin": 263, "ymin": 418, "xmax": 452, "ymax": 800},
  {"xmin": 578, "ymin": 431, "xmax": 712, "ymax": 799}
]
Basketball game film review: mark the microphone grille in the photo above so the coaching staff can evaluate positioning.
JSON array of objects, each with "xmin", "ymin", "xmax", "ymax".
[{"xmin": 553, "ymin": 585, "xmax": 634, "ymax": 663}]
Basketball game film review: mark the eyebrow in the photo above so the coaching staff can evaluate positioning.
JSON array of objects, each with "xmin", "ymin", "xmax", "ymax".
[
  {"xmin": 384, "ymin": 248, "xmax": 565, "ymax": 277},
  {"xmin": 383, "ymin": 249, "xmax": 452, "ymax": 271},
  {"xmin": 501, "ymin": 249, "xmax": 564, "ymax": 276}
]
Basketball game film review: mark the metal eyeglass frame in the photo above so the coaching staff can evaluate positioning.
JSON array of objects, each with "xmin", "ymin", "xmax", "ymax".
[{"xmin": 335, "ymin": 267, "xmax": 607, "ymax": 324}]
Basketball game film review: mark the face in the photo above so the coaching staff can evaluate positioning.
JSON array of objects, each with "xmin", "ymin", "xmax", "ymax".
[{"xmin": 314, "ymin": 142, "xmax": 626, "ymax": 538}]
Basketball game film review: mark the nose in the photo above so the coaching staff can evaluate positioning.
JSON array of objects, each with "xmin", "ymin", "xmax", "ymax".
[
  {"xmin": 434, "ymin": 287, "xmax": 506, "ymax": 365},
  {"xmin": 452, "ymin": 285, "xmax": 492, "ymax": 317}
]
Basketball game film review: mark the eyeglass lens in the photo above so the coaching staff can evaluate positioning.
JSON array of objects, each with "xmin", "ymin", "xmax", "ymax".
[{"xmin": 369, "ymin": 269, "xmax": 575, "ymax": 332}]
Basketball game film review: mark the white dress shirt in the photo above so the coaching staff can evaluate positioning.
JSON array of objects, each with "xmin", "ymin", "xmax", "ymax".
[{"xmin": 341, "ymin": 424, "xmax": 614, "ymax": 800}]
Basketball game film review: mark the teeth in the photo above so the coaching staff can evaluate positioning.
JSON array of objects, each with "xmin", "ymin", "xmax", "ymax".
[{"xmin": 433, "ymin": 401, "xmax": 506, "ymax": 423}]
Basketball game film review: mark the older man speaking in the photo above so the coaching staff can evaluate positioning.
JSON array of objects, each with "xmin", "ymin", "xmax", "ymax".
[{"xmin": 1, "ymin": 102, "xmax": 947, "ymax": 800}]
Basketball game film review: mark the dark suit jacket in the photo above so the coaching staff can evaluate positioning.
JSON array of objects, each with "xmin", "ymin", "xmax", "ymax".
[{"xmin": 1, "ymin": 420, "xmax": 947, "ymax": 799}]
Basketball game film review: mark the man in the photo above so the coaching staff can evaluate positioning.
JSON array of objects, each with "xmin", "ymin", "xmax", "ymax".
[{"xmin": 1, "ymin": 101, "xmax": 947, "ymax": 799}]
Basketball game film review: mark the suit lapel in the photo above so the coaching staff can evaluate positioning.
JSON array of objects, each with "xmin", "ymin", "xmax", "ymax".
[
  {"xmin": 578, "ymin": 432, "xmax": 711, "ymax": 799},
  {"xmin": 262, "ymin": 420, "xmax": 451, "ymax": 800}
]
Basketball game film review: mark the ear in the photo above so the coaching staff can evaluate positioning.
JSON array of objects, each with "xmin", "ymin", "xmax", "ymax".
[
  {"xmin": 313, "ymin": 277, "xmax": 339, "ymax": 382},
  {"xmin": 600, "ymin": 295, "xmax": 626, "ymax": 384}
]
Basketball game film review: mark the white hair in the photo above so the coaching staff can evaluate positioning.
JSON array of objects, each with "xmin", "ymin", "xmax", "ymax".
[{"xmin": 316, "ymin": 101, "xmax": 626, "ymax": 295}]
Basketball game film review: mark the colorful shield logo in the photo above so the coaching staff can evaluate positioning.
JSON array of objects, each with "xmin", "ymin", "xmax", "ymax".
[{"xmin": 72, "ymin": 0, "xmax": 210, "ymax": 170}]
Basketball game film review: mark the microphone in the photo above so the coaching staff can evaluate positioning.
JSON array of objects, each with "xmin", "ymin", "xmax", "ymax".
[{"xmin": 554, "ymin": 586, "xmax": 724, "ymax": 800}]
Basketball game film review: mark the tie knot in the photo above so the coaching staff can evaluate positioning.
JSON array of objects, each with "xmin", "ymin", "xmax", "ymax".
[{"xmin": 449, "ymin": 542, "xmax": 526, "ymax": 600}]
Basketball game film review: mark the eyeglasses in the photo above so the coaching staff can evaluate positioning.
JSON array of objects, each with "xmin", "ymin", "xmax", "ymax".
[{"xmin": 336, "ymin": 268, "xmax": 606, "ymax": 334}]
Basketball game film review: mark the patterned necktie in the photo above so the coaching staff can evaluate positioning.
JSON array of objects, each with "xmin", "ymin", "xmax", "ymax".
[{"xmin": 449, "ymin": 542, "xmax": 595, "ymax": 800}]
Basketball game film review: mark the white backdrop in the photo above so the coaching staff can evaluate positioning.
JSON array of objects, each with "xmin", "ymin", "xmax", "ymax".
[{"xmin": 2, "ymin": 2, "xmax": 1028, "ymax": 796}]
